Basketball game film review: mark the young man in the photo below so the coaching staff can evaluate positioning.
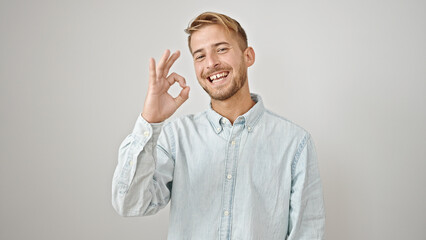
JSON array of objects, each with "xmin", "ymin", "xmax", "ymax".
[{"xmin": 112, "ymin": 12, "xmax": 325, "ymax": 240}]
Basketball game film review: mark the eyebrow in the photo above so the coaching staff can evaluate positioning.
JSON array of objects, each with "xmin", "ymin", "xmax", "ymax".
[{"xmin": 192, "ymin": 42, "xmax": 230, "ymax": 56}]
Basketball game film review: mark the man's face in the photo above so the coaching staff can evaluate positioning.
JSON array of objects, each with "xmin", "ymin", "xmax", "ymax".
[{"xmin": 190, "ymin": 24, "xmax": 249, "ymax": 101}]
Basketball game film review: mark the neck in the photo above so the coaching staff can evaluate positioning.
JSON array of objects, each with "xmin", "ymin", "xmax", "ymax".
[{"xmin": 211, "ymin": 85, "xmax": 255, "ymax": 124}]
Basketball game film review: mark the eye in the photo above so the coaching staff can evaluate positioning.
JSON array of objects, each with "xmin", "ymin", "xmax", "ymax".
[
  {"xmin": 194, "ymin": 54, "xmax": 205, "ymax": 61},
  {"xmin": 217, "ymin": 47, "xmax": 229, "ymax": 53}
]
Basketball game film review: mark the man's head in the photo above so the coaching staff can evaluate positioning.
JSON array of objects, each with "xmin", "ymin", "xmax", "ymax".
[{"xmin": 185, "ymin": 12, "xmax": 255, "ymax": 101}]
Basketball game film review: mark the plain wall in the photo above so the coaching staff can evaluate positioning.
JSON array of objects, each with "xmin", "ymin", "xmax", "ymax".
[{"xmin": 1, "ymin": 0, "xmax": 425, "ymax": 239}]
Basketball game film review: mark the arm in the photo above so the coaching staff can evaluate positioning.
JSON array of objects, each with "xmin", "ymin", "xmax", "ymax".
[
  {"xmin": 111, "ymin": 50, "xmax": 190, "ymax": 216},
  {"xmin": 287, "ymin": 134, "xmax": 326, "ymax": 239},
  {"xmin": 111, "ymin": 116, "xmax": 173, "ymax": 216}
]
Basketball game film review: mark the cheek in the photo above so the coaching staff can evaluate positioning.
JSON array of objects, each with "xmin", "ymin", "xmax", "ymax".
[
  {"xmin": 195, "ymin": 65, "xmax": 204, "ymax": 78},
  {"xmin": 224, "ymin": 56, "xmax": 239, "ymax": 68}
]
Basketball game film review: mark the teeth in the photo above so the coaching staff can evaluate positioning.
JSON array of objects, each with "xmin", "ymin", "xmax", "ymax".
[{"xmin": 209, "ymin": 72, "xmax": 228, "ymax": 81}]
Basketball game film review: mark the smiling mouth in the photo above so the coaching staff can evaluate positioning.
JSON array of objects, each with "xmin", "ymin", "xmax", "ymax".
[{"xmin": 207, "ymin": 71, "xmax": 229, "ymax": 83}]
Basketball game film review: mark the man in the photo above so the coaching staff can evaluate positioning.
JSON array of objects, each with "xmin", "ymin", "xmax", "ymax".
[{"xmin": 112, "ymin": 12, "xmax": 325, "ymax": 240}]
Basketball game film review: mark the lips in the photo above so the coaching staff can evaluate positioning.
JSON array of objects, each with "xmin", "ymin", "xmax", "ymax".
[{"xmin": 207, "ymin": 71, "xmax": 229, "ymax": 83}]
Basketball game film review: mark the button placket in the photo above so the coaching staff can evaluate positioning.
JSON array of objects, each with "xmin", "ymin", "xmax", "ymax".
[{"xmin": 219, "ymin": 123, "xmax": 244, "ymax": 239}]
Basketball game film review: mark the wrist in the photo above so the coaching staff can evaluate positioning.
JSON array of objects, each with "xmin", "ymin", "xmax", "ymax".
[{"xmin": 141, "ymin": 112, "xmax": 163, "ymax": 123}]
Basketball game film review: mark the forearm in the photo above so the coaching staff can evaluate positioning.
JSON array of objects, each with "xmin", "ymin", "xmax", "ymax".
[{"xmin": 112, "ymin": 114, "xmax": 169, "ymax": 216}]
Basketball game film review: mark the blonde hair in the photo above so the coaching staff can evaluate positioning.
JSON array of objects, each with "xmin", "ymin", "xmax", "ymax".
[{"xmin": 185, "ymin": 12, "xmax": 248, "ymax": 52}]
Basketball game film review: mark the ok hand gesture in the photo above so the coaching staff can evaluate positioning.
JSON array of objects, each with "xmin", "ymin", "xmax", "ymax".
[{"xmin": 142, "ymin": 50, "xmax": 190, "ymax": 123}]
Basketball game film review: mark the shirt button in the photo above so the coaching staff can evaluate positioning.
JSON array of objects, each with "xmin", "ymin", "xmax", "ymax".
[
  {"xmin": 231, "ymin": 140, "xmax": 235, "ymax": 145},
  {"xmin": 224, "ymin": 210, "xmax": 229, "ymax": 216},
  {"xmin": 216, "ymin": 127, "xmax": 221, "ymax": 132},
  {"xmin": 221, "ymin": 119, "xmax": 226, "ymax": 124},
  {"xmin": 247, "ymin": 126, "xmax": 252, "ymax": 131},
  {"xmin": 227, "ymin": 174, "xmax": 232, "ymax": 180},
  {"xmin": 143, "ymin": 131, "xmax": 150, "ymax": 136}
]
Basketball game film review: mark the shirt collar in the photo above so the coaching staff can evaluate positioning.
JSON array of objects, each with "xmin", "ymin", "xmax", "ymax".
[{"xmin": 206, "ymin": 93, "xmax": 265, "ymax": 134}]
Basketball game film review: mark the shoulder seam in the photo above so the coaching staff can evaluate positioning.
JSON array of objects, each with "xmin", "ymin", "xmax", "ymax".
[{"xmin": 291, "ymin": 133, "xmax": 311, "ymax": 177}]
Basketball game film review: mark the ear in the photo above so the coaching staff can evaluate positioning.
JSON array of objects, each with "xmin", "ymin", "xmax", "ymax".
[{"xmin": 244, "ymin": 47, "xmax": 255, "ymax": 67}]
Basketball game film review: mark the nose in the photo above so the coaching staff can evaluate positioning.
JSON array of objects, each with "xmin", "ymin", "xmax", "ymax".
[{"xmin": 206, "ymin": 52, "xmax": 220, "ymax": 69}]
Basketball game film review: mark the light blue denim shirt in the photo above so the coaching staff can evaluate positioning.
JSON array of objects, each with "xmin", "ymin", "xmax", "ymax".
[{"xmin": 112, "ymin": 94, "xmax": 325, "ymax": 240}]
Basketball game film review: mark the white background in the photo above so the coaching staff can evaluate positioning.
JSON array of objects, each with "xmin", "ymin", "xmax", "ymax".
[{"xmin": 1, "ymin": 0, "xmax": 425, "ymax": 239}]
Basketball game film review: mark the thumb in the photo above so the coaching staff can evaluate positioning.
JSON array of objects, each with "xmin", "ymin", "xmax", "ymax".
[{"xmin": 174, "ymin": 86, "xmax": 190, "ymax": 107}]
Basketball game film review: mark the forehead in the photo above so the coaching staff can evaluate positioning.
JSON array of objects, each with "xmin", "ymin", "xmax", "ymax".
[{"xmin": 190, "ymin": 24, "xmax": 238, "ymax": 53}]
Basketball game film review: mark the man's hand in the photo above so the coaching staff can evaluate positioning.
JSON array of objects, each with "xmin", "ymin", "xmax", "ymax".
[{"xmin": 142, "ymin": 49, "xmax": 190, "ymax": 123}]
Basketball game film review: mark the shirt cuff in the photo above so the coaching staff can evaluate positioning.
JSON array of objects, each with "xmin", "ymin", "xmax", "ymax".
[{"xmin": 132, "ymin": 113, "xmax": 164, "ymax": 139}]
